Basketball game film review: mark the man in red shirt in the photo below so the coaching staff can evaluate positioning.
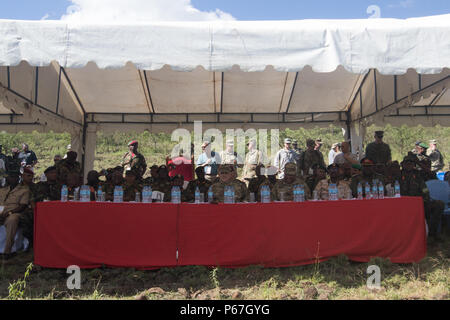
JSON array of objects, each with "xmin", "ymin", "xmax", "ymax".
[{"xmin": 167, "ymin": 149, "xmax": 194, "ymax": 184}]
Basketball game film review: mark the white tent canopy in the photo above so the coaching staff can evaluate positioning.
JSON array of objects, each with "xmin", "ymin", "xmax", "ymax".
[{"xmin": 0, "ymin": 15, "xmax": 449, "ymax": 176}]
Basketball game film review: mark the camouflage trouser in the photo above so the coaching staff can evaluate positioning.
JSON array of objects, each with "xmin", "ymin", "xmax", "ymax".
[
  {"xmin": 424, "ymin": 200, "xmax": 444, "ymax": 237},
  {"xmin": 19, "ymin": 208, "xmax": 34, "ymax": 247}
]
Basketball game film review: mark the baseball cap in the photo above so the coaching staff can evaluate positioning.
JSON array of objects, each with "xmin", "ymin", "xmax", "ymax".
[
  {"xmin": 226, "ymin": 140, "xmax": 234, "ymax": 146},
  {"xmin": 332, "ymin": 142, "xmax": 340, "ymax": 148},
  {"xmin": 284, "ymin": 138, "xmax": 292, "ymax": 144},
  {"xmin": 375, "ymin": 131, "xmax": 384, "ymax": 137},
  {"xmin": 315, "ymin": 139, "xmax": 323, "ymax": 145},
  {"xmin": 429, "ymin": 139, "xmax": 437, "ymax": 145}
]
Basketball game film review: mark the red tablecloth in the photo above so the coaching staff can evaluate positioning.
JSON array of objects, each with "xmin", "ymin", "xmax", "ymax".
[
  {"xmin": 34, "ymin": 197, "xmax": 426, "ymax": 269},
  {"xmin": 178, "ymin": 197, "xmax": 427, "ymax": 267},
  {"xmin": 34, "ymin": 202, "xmax": 179, "ymax": 268}
]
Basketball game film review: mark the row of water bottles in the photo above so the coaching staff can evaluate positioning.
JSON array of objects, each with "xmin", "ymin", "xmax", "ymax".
[
  {"xmin": 260, "ymin": 185, "xmax": 271, "ymax": 203},
  {"xmin": 357, "ymin": 180, "xmax": 400, "ymax": 200}
]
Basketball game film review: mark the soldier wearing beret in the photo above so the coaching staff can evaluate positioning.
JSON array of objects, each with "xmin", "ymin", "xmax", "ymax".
[
  {"xmin": 210, "ymin": 165, "xmax": 249, "ymax": 203},
  {"xmin": 365, "ymin": 131, "xmax": 392, "ymax": 166},
  {"xmin": 121, "ymin": 140, "xmax": 147, "ymax": 179},
  {"xmin": 271, "ymin": 162, "xmax": 310, "ymax": 201},
  {"xmin": 400, "ymin": 154, "xmax": 444, "ymax": 241}
]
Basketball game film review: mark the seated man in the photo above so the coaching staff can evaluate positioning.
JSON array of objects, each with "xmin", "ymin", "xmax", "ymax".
[
  {"xmin": 123, "ymin": 170, "xmax": 142, "ymax": 202},
  {"xmin": 306, "ymin": 164, "xmax": 327, "ymax": 193},
  {"xmin": 183, "ymin": 167, "xmax": 212, "ymax": 203},
  {"xmin": 350, "ymin": 158, "xmax": 385, "ymax": 198},
  {"xmin": 0, "ymin": 171, "xmax": 30, "ymax": 259},
  {"xmin": 314, "ymin": 163, "xmax": 352, "ymax": 200},
  {"xmin": 36, "ymin": 166, "xmax": 62, "ymax": 201},
  {"xmin": 271, "ymin": 163, "xmax": 311, "ymax": 201},
  {"xmin": 87, "ymin": 170, "xmax": 102, "ymax": 201},
  {"xmin": 150, "ymin": 165, "xmax": 172, "ymax": 202},
  {"xmin": 103, "ymin": 171, "xmax": 124, "ymax": 202},
  {"xmin": 247, "ymin": 164, "xmax": 269, "ymax": 202},
  {"xmin": 210, "ymin": 165, "xmax": 248, "ymax": 203}
]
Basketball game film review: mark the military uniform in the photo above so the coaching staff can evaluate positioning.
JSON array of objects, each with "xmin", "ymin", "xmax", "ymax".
[
  {"xmin": 247, "ymin": 176, "xmax": 269, "ymax": 201},
  {"xmin": 314, "ymin": 179, "xmax": 352, "ymax": 200},
  {"xmin": 123, "ymin": 181, "xmax": 142, "ymax": 202},
  {"xmin": 121, "ymin": 151, "xmax": 147, "ymax": 178},
  {"xmin": 271, "ymin": 177, "xmax": 311, "ymax": 201},
  {"xmin": 242, "ymin": 149, "xmax": 265, "ymax": 181},
  {"xmin": 299, "ymin": 150, "xmax": 326, "ymax": 176},
  {"xmin": 365, "ymin": 142, "xmax": 392, "ymax": 165},
  {"xmin": 35, "ymin": 181, "xmax": 62, "ymax": 201},
  {"xmin": 102, "ymin": 182, "xmax": 120, "ymax": 202},
  {"xmin": 210, "ymin": 179, "xmax": 249, "ymax": 203},
  {"xmin": 56, "ymin": 159, "xmax": 81, "ymax": 184},
  {"xmin": 0, "ymin": 182, "xmax": 30, "ymax": 254},
  {"xmin": 274, "ymin": 149, "xmax": 297, "ymax": 179},
  {"xmin": 426, "ymin": 148, "xmax": 444, "ymax": 173},
  {"xmin": 150, "ymin": 179, "xmax": 172, "ymax": 202},
  {"xmin": 183, "ymin": 179, "xmax": 212, "ymax": 202},
  {"xmin": 306, "ymin": 175, "xmax": 323, "ymax": 194}
]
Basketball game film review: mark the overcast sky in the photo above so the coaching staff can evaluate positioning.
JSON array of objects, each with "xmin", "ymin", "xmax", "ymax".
[{"xmin": 0, "ymin": 0, "xmax": 449, "ymax": 22}]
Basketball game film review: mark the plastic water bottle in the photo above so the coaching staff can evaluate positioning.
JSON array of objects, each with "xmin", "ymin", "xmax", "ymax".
[
  {"xmin": 230, "ymin": 186, "xmax": 235, "ymax": 204},
  {"xmin": 114, "ymin": 186, "xmax": 123, "ymax": 203},
  {"xmin": 223, "ymin": 186, "xmax": 230, "ymax": 204},
  {"xmin": 208, "ymin": 186, "xmax": 213, "ymax": 203},
  {"xmin": 135, "ymin": 192, "xmax": 141, "ymax": 202},
  {"xmin": 96, "ymin": 188, "xmax": 104, "ymax": 202},
  {"xmin": 171, "ymin": 186, "xmax": 181, "ymax": 204},
  {"xmin": 394, "ymin": 180, "xmax": 401, "ymax": 198},
  {"xmin": 372, "ymin": 181, "xmax": 379, "ymax": 200},
  {"xmin": 142, "ymin": 186, "xmax": 152, "ymax": 203},
  {"xmin": 194, "ymin": 187, "xmax": 201, "ymax": 204},
  {"xmin": 81, "ymin": 185, "xmax": 91, "ymax": 202},
  {"xmin": 378, "ymin": 181, "xmax": 385, "ymax": 199},
  {"xmin": 61, "ymin": 185, "xmax": 68, "ymax": 202},
  {"xmin": 365, "ymin": 182, "xmax": 371, "ymax": 199},
  {"xmin": 293, "ymin": 185, "xmax": 298, "ymax": 202},
  {"xmin": 357, "ymin": 182, "xmax": 363, "ymax": 200}
]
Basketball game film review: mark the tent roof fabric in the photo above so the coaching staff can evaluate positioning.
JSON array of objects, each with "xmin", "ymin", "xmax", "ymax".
[
  {"xmin": 0, "ymin": 15, "xmax": 449, "ymax": 74},
  {"xmin": 0, "ymin": 16, "xmax": 449, "ymax": 133}
]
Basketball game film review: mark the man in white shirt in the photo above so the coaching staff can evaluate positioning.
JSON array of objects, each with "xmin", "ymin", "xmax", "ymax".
[{"xmin": 328, "ymin": 143, "xmax": 341, "ymax": 165}]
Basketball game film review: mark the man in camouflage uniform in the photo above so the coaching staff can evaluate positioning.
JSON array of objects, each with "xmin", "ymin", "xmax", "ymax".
[
  {"xmin": 314, "ymin": 163, "xmax": 352, "ymax": 200},
  {"xmin": 56, "ymin": 151, "xmax": 81, "ymax": 185},
  {"xmin": 299, "ymin": 139, "xmax": 326, "ymax": 177},
  {"xmin": 36, "ymin": 166, "xmax": 61, "ymax": 201},
  {"xmin": 271, "ymin": 162, "xmax": 310, "ymax": 201},
  {"xmin": 121, "ymin": 140, "xmax": 147, "ymax": 179},
  {"xmin": 426, "ymin": 139, "xmax": 444, "ymax": 173},
  {"xmin": 247, "ymin": 164, "xmax": 270, "ymax": 202},
  {"xmin": 400, "ymin": 154, "xmax": 444, "ymax": 241},
  {"xmin": 220, "ymin": 140, "xmax": 243, "ymax": 169},
  {"xmin": 350, "ymin": 158, "xmax": 385, "ymax": 198},
  {"xmin": 183, "ymin": 167, "xmax": 212, "ymax": 203},
  {"xmin": 0, "ymin": 170, "xmax": 30, "ymax": 258},
  {"xmin": 242, "ymin": 139, "xmax": 265, "ymax": 185},
  {"xmin": 122, "ymin": 170, "xmax": 142, "ymax": 202},
  {"xmin": 210, "ymin": 165, "xmax": 248, "ymax": 203},
  {"xmin": 306, "ymin": 164, "xmax": 327, "ymax": 193},
  {"xmin": 5, "ymin": 148, "xmax": 21, "ymax": 175},
  {"xmin": 365, "ymin": 131, "xmax": 392, "ymax": 166}
]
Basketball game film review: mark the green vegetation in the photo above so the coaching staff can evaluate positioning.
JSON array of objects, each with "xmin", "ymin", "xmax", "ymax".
[{"xmin": 1, "ymin": 124, "xmax": 449, "ymax": 179}]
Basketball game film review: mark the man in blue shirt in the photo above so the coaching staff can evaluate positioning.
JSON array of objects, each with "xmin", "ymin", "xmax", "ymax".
[{"xmin": 196, "ymin": 141, "xmax": 221, "ymax": 182}]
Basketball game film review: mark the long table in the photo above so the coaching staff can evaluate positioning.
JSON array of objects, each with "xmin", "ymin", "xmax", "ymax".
[{"xmin": 34, "ymin": 197, "xmax": 427, "ymax": 269}]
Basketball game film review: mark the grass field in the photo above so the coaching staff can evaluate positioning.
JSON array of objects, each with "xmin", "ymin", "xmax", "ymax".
[{"xmin": 1, "ymin": 233, "xmax": 449, "ymax": 300}]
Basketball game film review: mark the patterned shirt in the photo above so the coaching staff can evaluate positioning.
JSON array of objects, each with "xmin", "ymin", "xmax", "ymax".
[{"xmin": 313, "ymin": 179, "xmax": 352, "ymax": 200}]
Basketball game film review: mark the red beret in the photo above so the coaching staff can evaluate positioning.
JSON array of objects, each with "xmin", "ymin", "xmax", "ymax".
[{"xmin": 23, "ymin": 168, "xmax": 35, "ymax": 175}]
